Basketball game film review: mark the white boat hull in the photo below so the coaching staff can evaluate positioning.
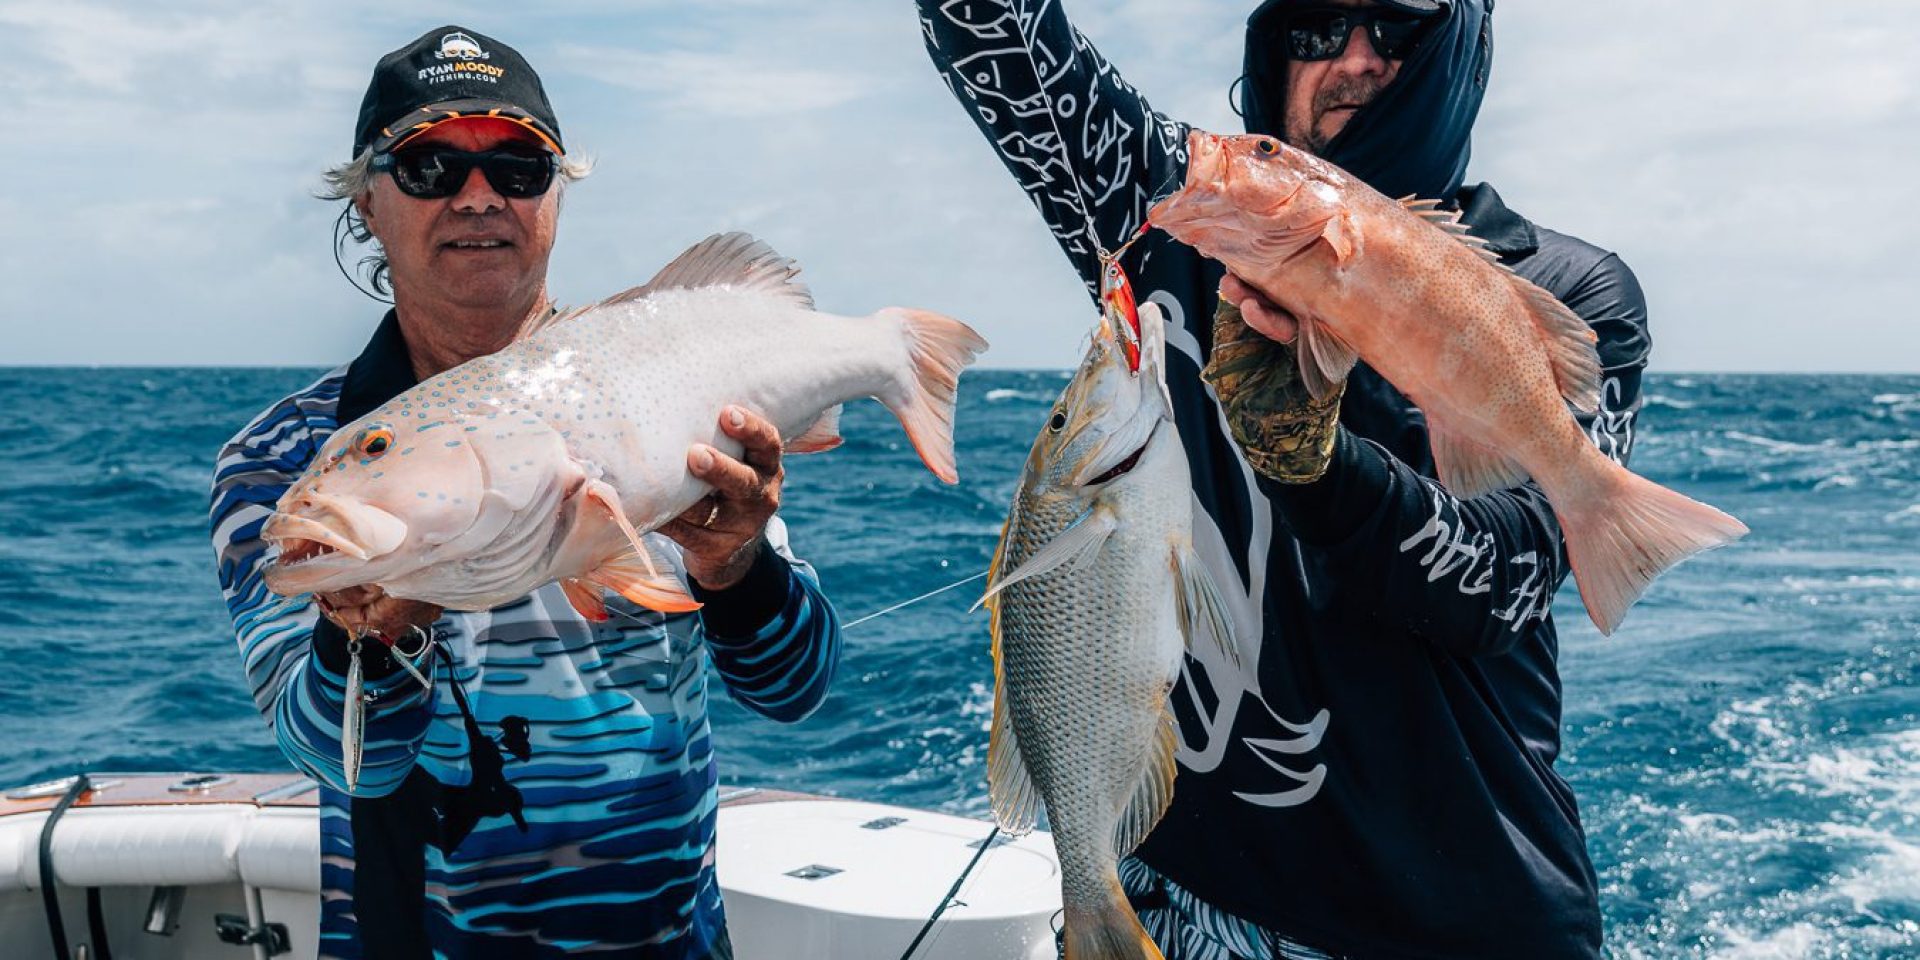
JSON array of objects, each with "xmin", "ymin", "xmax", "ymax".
[{"xmin": 0, "ymin": 774, "xmax": 1061, "ymax": 959}]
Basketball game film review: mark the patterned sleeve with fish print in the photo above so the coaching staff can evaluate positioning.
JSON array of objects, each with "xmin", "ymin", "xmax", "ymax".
[
  {"xmin": 918, "ymin": 0, "xmax": 1189, "ymax": 292},
  {"xmin": 695, "ymin": 517, "xmax": 842, "ymax": 723},
  {"xmin": 1273, "ymin": 245, "xmax": 1653, "ymax": 657},
  {"xmin": 208, "ymin": 368, "xmax": 439, "ymax": 796}
]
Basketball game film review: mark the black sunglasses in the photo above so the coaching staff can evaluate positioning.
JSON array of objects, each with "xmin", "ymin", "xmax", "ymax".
[
  {"xmin": 1278, "ymin": 7, "xmax": 1432, "ymax": 62},
  {"xmin": 371, "ymin": 147, "xmax": 559, "ymax": 200}
]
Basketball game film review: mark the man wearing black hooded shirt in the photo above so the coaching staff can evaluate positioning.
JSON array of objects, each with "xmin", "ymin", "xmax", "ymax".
[{"xmin": 920, "ymin": 1, "xmax": 1643, "ymax": 957}]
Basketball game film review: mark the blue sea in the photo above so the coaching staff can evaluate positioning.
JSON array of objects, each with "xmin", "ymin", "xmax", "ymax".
[{"xmin": 0, "ymin": 368, "xmax": 1915, "ymax": 958}]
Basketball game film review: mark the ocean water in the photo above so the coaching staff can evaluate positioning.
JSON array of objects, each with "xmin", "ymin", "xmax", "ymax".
[{"xmin": 0, "ymin": 368, "xmax": 1915, "ymax": 958}]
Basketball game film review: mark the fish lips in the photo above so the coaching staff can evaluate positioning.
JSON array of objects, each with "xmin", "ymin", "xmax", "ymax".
[
  {"xmin": 1149, "ymin": 131, "xmax": 1230, "ymax": 227},
  {"xmin": 261, "ymin": 500, "xmax": 410, "ymax": 596}
]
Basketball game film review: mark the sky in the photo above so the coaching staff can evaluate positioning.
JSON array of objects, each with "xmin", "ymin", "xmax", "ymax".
[{"xmin": 0, "ymin": 1, "xmax": 1914, "ymax": 372}]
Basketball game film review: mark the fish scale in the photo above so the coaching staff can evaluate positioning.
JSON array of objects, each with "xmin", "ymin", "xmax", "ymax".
[{"xmin": 984, "ymin": 302, "xmax": 1233, "ymax": 960}]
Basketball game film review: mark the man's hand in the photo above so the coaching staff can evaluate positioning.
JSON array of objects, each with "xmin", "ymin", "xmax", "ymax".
[
  {"xmin": 659, "ymin": 405, "xmax": 783, "ymax": 590},
  {"xmin": 315, "ymin": 584, "xmax": 442, "ymax": 641},
  {"xmin": 1202, "ymin": 274, "xmax": 1346, "ymax": 483},
  {"xmin": 1220, "ymin": 273, "xmax": 1300, "ymax": 345}
]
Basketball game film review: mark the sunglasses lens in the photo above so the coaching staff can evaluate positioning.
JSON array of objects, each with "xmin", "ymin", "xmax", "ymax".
[
  {"xmin": 391, "ymin": 151, "xmax": 464, "ymax": 198},
  {"xmin": 1285, "ymin": 11, "xmax": 1350, "ymax": 61},
  {"xmin": 483, "ymin": 153, "xmax": 555, "ymax": 198},
  {"xmin": 386, "ymin": 149, "xmax": 555, "ymax": 199},
  {"xmin": 1371, "ymin": 16, "xmax": 1428, "ymax": 60}
]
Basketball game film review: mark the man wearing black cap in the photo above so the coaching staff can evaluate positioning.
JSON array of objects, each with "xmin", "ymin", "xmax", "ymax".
[
  {"xmin": 921, "ymin": 1, "xmax": 1646, "ymax": 957},
  {"xmin": 212, "ymin": 26, "xmax": 842, "ymax": 959}
]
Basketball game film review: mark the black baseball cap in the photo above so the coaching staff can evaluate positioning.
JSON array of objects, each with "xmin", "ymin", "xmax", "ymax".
[
  {"xmin": 352, "ymin": 26, "xmax": 565, "ymax": 158},
  {"xmin": 1250, "ymin": 0, "xmax": 1443, "ymax": 20}
]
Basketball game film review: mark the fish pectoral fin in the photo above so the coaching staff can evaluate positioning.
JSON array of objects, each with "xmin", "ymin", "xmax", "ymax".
[
  {"xmin": 1293, "ymin": 313, "xmax": 1358, "ymax": 402},
  {"xmin": 784, "ymin": 405, "xmax": 844, "ymax": 454},
  {"xmin": 1112, "ymin": 708, "xmax": 1179, "ymax": 859},
  {"xmin": 985, "ymin": 677, "xmax": 1043, "ymax": 835},
  {"xmin": 1318, "ymin": 208, "xmax": 1358, "ymax": 263},
  {"xmin": 1427, "ymin": 417, "xmax": 1531, "ymax": 499},
  {"xmin": 582, "ymin": 481, "xmax": 700, "ymax": 613},
  {"xmin": 561, "ymin": 578, "xmax": 610, "ymax": 622},
  {"xmin": 1173, "ymin": 545, "xmax": 1240, "ymax": 668},
  {"xmin": 589, "ymin": 549, "xmax": 700, "ymax": 614},
  {"xmin": 973, "ymin": 506, "xmax": 1118, "ymax": 611},
  {"xmin": 1510, "ymin": 274, "xmax": 1603, "ymax": 414}
]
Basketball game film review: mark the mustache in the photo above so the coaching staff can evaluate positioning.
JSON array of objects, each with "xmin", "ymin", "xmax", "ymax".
[{"xmin": 1313, "ymin": 77, "xmax": 1392, "ymax": 116}]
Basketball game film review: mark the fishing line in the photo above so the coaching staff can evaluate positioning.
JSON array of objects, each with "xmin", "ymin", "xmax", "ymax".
[
  {"xmin": 1007, "ymin": 15, "xmax": 1116, "ymax": 263},
  {"xmin": 844, "ymin": 571, "xmax": 988, "ymax": 630}
]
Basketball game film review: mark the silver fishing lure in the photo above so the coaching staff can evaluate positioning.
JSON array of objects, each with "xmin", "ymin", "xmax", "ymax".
[{"xmin": 343, "ymin": 634, "xmax": 365, "ymax": 792}]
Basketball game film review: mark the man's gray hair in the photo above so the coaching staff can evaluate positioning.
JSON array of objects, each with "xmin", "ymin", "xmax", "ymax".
[{"xmin": 321, "ymin": 148, "xmax": 593, "ymax": 297}]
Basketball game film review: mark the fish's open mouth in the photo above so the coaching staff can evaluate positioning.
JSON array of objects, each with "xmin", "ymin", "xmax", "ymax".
[
  {"xmin": 275, "ymin": 538, "xmax": 339, "ymax": 567},
  {"xmin": 1086, "ymin": 441, "xmax": 1149, "ymax": 486}
]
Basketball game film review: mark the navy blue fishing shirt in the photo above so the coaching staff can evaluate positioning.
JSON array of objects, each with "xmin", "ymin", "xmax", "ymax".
[{"xmin": 920, "ymin": 1, "xmax": 1643, "ymax": 956}]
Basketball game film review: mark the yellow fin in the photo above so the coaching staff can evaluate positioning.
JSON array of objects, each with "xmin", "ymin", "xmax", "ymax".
[
  {"xmin": 1060, "ymin": 875, "xmax": 1165, "ymax": 960},
  {"xmin": 1112, "ymin": 708, "xmax": 1177, "ymax": 859}
]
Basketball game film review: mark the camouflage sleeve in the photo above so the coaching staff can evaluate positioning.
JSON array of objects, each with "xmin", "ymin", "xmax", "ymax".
[{"xmin": 1200, "ymin": 297, "xmax": 1345, "ymax": 482}]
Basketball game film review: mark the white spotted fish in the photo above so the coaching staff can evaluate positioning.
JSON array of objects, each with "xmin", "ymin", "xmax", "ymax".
[{"xmin": 262, "ymin": 232, "xmax": 987, "ymax": 616}]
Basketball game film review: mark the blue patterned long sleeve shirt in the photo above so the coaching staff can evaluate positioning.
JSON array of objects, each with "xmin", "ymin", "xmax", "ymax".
[{"xmin": 209, "ymin": 311, "xmax": 840, "ymax": 958}]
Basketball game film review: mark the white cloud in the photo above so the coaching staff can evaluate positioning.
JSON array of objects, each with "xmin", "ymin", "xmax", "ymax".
[
  {"xmin": 557, "ymin": 46, "xmax": 875, "ymax": 118},
  {"xmin": 0, "ymin": 0, "xmax": 1913, "ymax": 372}
]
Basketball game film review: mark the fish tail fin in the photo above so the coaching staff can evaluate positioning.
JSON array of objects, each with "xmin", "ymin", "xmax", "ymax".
[
  {"xmin": 1559, "ymin": 465, "xmax": 1747, "ymax": 635},
  {"xmin": 876, "ymin": 307, "xmax": 988, "ymax": 484},
  {"xmin": 1061, "ymin": 877, "xmax": 1164, "ymax": 960}
]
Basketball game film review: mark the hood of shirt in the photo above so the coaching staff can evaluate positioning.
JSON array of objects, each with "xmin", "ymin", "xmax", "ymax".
[{"xmin": 1239, "ymin": 0, "xmax": 1494, "ymax": 201}]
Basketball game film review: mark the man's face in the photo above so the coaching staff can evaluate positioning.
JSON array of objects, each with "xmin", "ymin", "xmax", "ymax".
[
  {"xmin": 1281, "ymin": 1, "xmax": 1410, "ymax": 155},
  {"xmin": 358, "ymin": 118, "xmax": 561, "ymax": 311}
]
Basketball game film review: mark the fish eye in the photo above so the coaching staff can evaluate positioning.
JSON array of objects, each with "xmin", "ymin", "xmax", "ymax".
[
  {"xmin": 1047, "ymin": 411, "xmax": 1068, "ymax": 433},
  {"xmin": 1255, "ymin": 138, "xmax": 1280, "ymax": 157},
  {"xmin": 357, "ymin": 426, "xmax": 395, "ymax": 459}
]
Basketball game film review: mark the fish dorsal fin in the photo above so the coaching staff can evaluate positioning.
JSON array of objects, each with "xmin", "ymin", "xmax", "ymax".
[
  {"xmin": 1511, "ymin": 273, "xmax": 1604, "ymax": 413},
  {"xmin": 1399, "ymin": 196, "xmax": 1504, "ymax": 268},
  {"xmin": 513, "ymin": 231, "xmax": 813, "ymax": 341},
  {"xmin": 1396, "ymin": 197, "xmax": 1602, "ymax": 412},
  {"xmin": 642, "ymin": 231, "xmax": 814, "ymax": 308}
]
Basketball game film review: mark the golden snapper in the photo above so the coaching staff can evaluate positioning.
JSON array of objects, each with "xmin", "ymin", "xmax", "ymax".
[{"xmin": 981, "ymin": 303, "xmax": 1233, "ymax": 960}]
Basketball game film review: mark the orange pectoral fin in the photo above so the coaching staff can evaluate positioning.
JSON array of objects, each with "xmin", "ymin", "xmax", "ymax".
[
  {"xmin": 579, "ymin": 478, "xmax": 700, "ymax": 613},
  {"xmin": 589, "ymin": 552, "xmax": 701, "ymax": 614},
  {"xmin": 561, "ymin": 578, "xmax": 610, "ymax": 621}
]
